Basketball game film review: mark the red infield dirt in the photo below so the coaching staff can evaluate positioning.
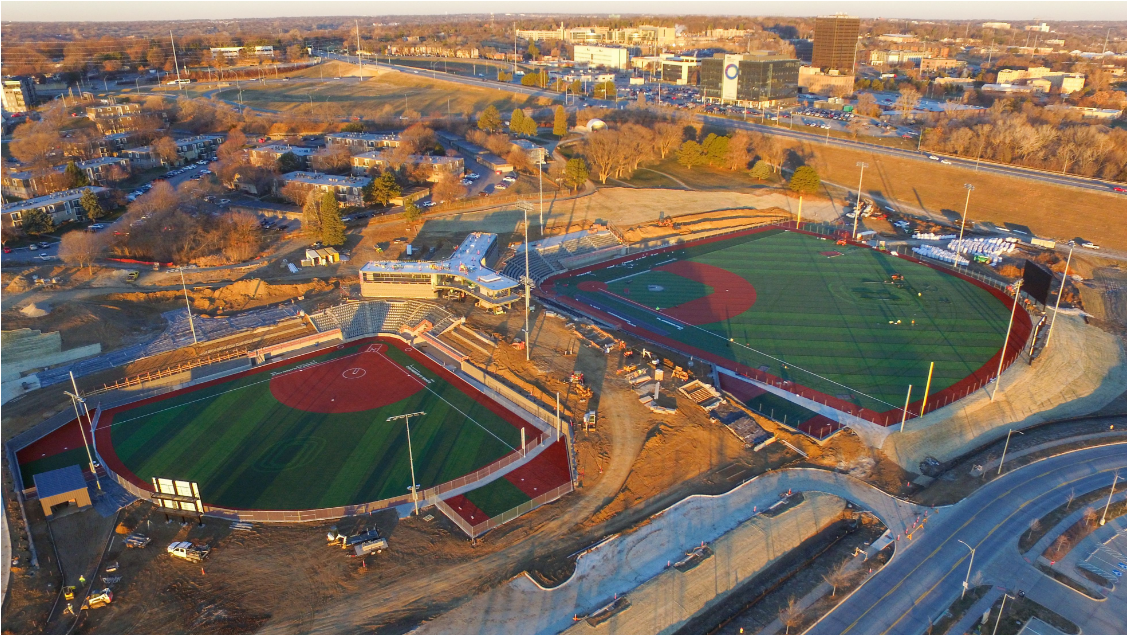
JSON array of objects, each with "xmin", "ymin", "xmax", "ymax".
[
  {"xmin": 652, "ymin": 261, "xmax": 757, "ymax": 325},
  {"xmin": 269, "ymin": 344, "xmax": 424, "ymax": 414}
]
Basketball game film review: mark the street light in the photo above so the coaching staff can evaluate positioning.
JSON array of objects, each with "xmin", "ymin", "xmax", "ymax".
[
  {"xmin": 1100, "ymin": 471, "xmax": 1122, "ymax": 526},
  {"xmin": 957, "ymin": 539, "xmax": 976, "ymax": 599},
  {"xmin": 851, "ymin": 162, "xmax": 868, "ymax": 240},
  {"xmin": 997, "ymin": 428, "xmax": 1023, "ymax": 475},
  {"xmin": 179, "ymin": 266, "xmax": 199, "ymax": 345},
  {"xmin": 65, "ymin": 372, "xmax": 101, "ymax": 492},
  {"xmin": 387, "ymin": 411, "xmax": 426, "ymax": 515},
  {"xmin": 954, "ymin": 184, "xmax": 974, "ymax": 267},
  {"xmin": 990, "ymin": 593, "xmax": 1014, "ymax": 635}
]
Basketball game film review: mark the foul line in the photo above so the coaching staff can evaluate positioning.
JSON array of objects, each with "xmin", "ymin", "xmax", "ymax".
[{"xmin": 373, "ymin": 347, "xmax": 517, "ymax": 451}]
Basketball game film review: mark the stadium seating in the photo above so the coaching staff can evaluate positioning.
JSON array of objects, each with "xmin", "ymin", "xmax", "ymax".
[
  {"xmin": 308, "ymin": 300, "xmax": 458, "ymax": 340},
  {"xmin": 496, "ymin": 230, "xmax": 622, "ymax": 284}
]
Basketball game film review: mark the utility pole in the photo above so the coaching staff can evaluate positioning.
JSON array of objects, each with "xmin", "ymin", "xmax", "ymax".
[
  {"xmin": 851, "ymin": 162, "xmax": 868, "ymax": 239},
  {"xmin": 991, "ymin": 280, "xmax": 1022, "ymax": 401},
  {"xmin": 1100, "ymin": 472, "xmax": 1121, "ymax": 525},
  {"xmin": 179, "ymin": 266, "xmax": 198, "ymax": 345},
  {"xmin": 957, "ymin": 539, "xmax": 975, "ymax": 599},
  {"xmin": 387, "ymin": 412, "xmax": 426, "ymax": 515},
  {"xmin": 1044, "ymin": 243, "xmax": 1074, "ymax": 347},
  {"xmin": 356, "ymin": 20, "xmax": 363, "ymax": 78},
  {"xmin": 990, "ymin": 594, "xmax": 1014, "ymax": 635},
  {"xmin": 954, "ymin": 184, "xmax": 974, "ymax": 266},
  {"xmin": 66, "ymin": 372, "xmax": 101, "ymax": 492}
]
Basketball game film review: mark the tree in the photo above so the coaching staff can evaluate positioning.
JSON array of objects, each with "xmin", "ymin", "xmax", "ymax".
[
  {"xmin": 58, "ymin": 230, "xmax": 105, "ymax": 274},
  {"xmin": 1065, "ymin": 488, "xmax": 1076, "ymax": 511},
  {"xmin": 310, "ymin": 145, "xmax": 353, "ymax": 173},
  {"xmin": 823, "ymin": 559, "xmax": 852, "ymax": 597},
  {"xmin": 755, "ymin": 133, "xmax": 788, "ymax": 173},
  {"xmin": 676, "ymin": 140, "xmax": 706, "ymax": 168},
  {"xmin": 593, "ymin": 81, "xmax": 616, "ymax": 100},
  {"xmin": 653, "ymin": 123, "xmax": 683, "ymax": 159},
  {"xmin": 402, "ymin": 199, "xmax": 422, "ymax": 224},
  {"xmin": 301, "ymin": 190, "xmax": 322, "ymax": 238},
  {"xmin": 780, "ymin": 598, "xmax": 804, "ymax": 635},
  {"xmin": 847, "ymin": 116, "xmax": 868, "ymax": 139},
  {"xmin": 701, "ymin": 134, "xmax": 730, "ymax": 167},
  {"xmin": 217, "ymin": 128, "xmax": 247, "ymax": 162},
  {"xmin": 563, "ymin": 158, "xmax": 589, "ymax": 191},
  {"xmin": 79, "ymin": 189, "xmax": 107, "ymax": 220},
  {"xmin": 341, "ymin": 122, "xmax": 364, "ymax": 133},
  {"xmin": 63, "ymin": 161, "xmax": 90, "ymax": 188},
  {"xmin": 522, "ymin": 116, "xmax": 538, "ymax": 137},
  {"xmin": 152, "ymin": 136, "xmax": 179, "ymax": 166},
  {"xmin": 583, "ymin": 129, "xmax": 623, "ymax": 184},
  {"xmin": 21, "ymin": 208, "xmax": 55, "ymax": 235},
  {"xmin": 431, "ymin": 171, "xmax": 467, "ymax": 203},
  {"xmin": 553, "ymin": 105, "xmax": 568, "ymax": 137},
  {"xmin": 856, "ymin": 92, "xmax": 881, "ymax": 117},
  {"xmin": 276, "ymin": 151, "xmax": 302, "ymax": 173},
  {"xmin": 478, "ymin": 105, "xmax": 503, "ymax": 132},
  {"xmin": 318, "ymin": 191, "xmax": 346, "ymax": 246},
  {"xmin": 749, "ymin": 160, "xmax": 774, "ymax": 181},
  {"xmin": 897, "ymin": 86, "xmax": 921, "ymax": 120},
  {"xmin": 510, "ymin": 109, "xmax": 526, "ymax": 135},
  {"xmin": 364, "ymin": 171, "xmax": 402, "ymax": 206},
  {"xmin": 789, "ymin": 166, "xmax": 821, "ymax": 194},
  {"xmin": 726, "ymin": 131, "xmax": 752, "ymax": 171}
]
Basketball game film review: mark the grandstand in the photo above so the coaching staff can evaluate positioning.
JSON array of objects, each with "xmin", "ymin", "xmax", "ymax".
[
  {"xmin": 307, "ymin": 299, "xmax": 460, "ymax": 340},
  {"xmin": 500, "ymin": 229, "xmax": 623, "ymax": 283}
]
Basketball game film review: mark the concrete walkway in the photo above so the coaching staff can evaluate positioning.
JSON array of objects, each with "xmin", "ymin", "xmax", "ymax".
[{"xmin": 410, "ymin": 468, "xmax": 928, "ymax": 635}]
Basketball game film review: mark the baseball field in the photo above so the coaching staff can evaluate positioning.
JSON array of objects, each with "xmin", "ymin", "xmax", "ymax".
[
  {"xmin": 547, "ymin": 228, "xmax": 1027, "ymax": 420},
  {"xmin": 91, "ymin": 338, "xmax": 541, "ymax": 511}
]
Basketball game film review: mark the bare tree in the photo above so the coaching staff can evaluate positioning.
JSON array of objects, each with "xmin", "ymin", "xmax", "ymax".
[
  {"xmin": 780, "ymin": 597, "xmax": 804, "ymax": 635},
  {"xmin": 152, "ymin": 136, "xmax": 180, "ymax": 166},
  {"xmin": 58, "ymin": 231, "xmax": 106, "ymax": 275},
  {"xmin": 583, "ymin": 128, "xmax": 623, "ymax": 184},
  {"xmin": 431, "ymin": 171, "xmax": 467, "ymax": 203},
  {"xmin": 220, "ymin": 211, "xmax": 262, "ymax": 262},
  {"xmin": 823, "ymin": 558, "xmax": 853, "ymax": 597},
  {"xmin": 1026, "ymin": 518, "xmax": 1042, "ymax": 542},
  {"xmin": 726, "ymin": 130, "xmax": 753, "ymax": 170},
  {"xmin": 1083, "ymin": 507, "xmax": 1099, "ymax": 527},
  {"xmin": 310, "ymin": 145, "xmax": 353, "ymax": 173},
  {"xmin": 653, "ymin": 122, "xmax": 683, "ymax": 159},
  {"xmin": 896, "ymin": 86, "xmax": 921, "ymax": 120},
  {"xmin": 1065, "ymin": 488, "xmax": 1076, "ymax": 512},
  {"xmin": 754, "ymin": 133, "xmax": 788, "ymax": 173}
]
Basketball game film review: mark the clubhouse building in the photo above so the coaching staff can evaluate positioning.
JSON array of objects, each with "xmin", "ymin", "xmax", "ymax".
[{"xmin": 359, "ymin": 233, "xmax": 521, "ymax": 307}]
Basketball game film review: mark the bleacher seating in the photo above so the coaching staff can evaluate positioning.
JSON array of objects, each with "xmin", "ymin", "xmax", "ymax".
[{"xmin": 307, "ymin": 300, "xmax": 458, "ymax": 341}]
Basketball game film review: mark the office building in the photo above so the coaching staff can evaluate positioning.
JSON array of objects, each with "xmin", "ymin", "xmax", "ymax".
[
  {"xmin": 510, "ymin": 139, "xmax": 547, "ymax": 165},
  {"xmin": 790, "ymin": 39, "xmax": 814, "ymax": 63},
  {"xmin": 798, "ymin": 66, "xmax": 854, "ymax": 96},
  {"xmin": 359, "ymin": 232, "xmax": 520, "ymax": 307},
  {"xmin": 573, "ymin": 45, "xmax": 632, "ymax": 69},
  {"xmin": 981, "ymin": 22, "xmax": 1012, "ymax": 30},
  {"xmin": 1025, "ymin": 23, "xmax": 1051, "ymax": 32},
  {"xmin": 812, "ymin": 15, "xmax": 860, "ymax": 74},
  {"xmin": 1, "ymin": 187, "xmax": 109, "ymax": 230},
  {"xmin": 920, "ymin": 58, "xmax": 968, "ymax": 73},
  {"xmin": 995, "ymin": 67, "xmax": 1086, "ymax": 94},
  {"xmin": 2, "ymin": 76, "xmax": 36, "ymax": 113},
  {"xmin": 700, "ymin": 54, "xmax": 800, "ymax": 107}
]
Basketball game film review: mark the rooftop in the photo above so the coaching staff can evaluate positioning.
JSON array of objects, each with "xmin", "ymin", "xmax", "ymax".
[
  {"xmin": 327, "ymin": 132, "xmax": 401, "ymax": 142},
  {"xmin": 33, "ymin": 465, "xmax": 87, "ymax": 499},
  {"xmin": 361, "ymin": 232, "xmax": 519, "ymax": 292},
  {"xmin": 256, "ymin": 144, "xmax": 317, "ymax": 156},
  {"xmin": 281, "ymin": 171, "xmax": 372, "ymax": 187},
  {"xmin": 353, "ymin": 151, "xmax": 461, "ymax": 164},
  {"xmin": 1, "ymin": 186, "xmax": 108, "ymax": 213}
]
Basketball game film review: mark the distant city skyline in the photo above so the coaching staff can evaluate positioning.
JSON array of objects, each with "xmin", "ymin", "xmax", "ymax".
[{"xmin": 0, "ymin": 1, "xmax": 1124, "ymax": 23}]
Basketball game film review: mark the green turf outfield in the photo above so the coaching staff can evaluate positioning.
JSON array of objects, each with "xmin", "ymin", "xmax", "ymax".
[
  {"xmin": 104, "ymin": 341, "xmax": 525, "ymax": 511},
  {"xmin": 555, "ymin": 230, "xmax": 1012, "ymax": 412},
  {"xmin": 462, "ymin": 477, "xmax": 532, "ymax": 517}
]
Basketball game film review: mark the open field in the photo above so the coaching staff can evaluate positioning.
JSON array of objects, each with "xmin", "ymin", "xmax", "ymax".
[
  {"xmin": 82, "ymin": 338, "xmax": 536, "ymax": 511},
  {"xmin": 548, "ymin": 229, "xmax": 1015, "ymax": 416},
  {"xmin": 210, "ymin": 64, "xmax": 549, "ymax": 117}
]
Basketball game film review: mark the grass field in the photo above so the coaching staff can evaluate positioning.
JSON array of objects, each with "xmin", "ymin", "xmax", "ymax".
[
  {"xmin": 95, "ymin": 339, "xmax": 536, "ymax": 511},
  {"xmin": 210, "ymin": 66, "xmax": 547, "ymax": 118},
  {"xmin": 551, "ymin": 229, "xmax": 1014, "ymax": 415}
]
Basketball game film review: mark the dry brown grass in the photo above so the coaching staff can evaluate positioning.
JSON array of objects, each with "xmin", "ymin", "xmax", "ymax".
[{"xmin": 792, "ymin": 140, "xmax": 1127, "ymax": 251}]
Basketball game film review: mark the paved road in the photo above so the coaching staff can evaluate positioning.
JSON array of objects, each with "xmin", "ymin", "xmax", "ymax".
[{"xmin": 807, "ymin": 443, "xmax": 1127, "ymax": 635}]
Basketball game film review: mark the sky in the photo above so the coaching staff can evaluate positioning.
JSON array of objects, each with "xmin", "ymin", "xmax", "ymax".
[{"xmin": 0, "ymin": 0, "xmax": 1125, "ymax": 22}]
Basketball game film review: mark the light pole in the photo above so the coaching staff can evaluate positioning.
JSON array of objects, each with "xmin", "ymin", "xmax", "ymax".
[
  {"xmin": 990, "ymin": 593, "xmax": 1014, "ymax": 635},
  {"xmin": 957, "ymin": 539, "xmax": 975, "ymax": 599},
  {"xmin": 954, "ymin": 184, "xmax": 974, "ymax": 266},
  {"xmin": 1044, "ymin": 243, "xmax": 1074, "ymax": 347},
  {"xmin": 387, "ymin": 411, "xmax": 426, "ymax": 515},
  {"xmin": 997, "ymin": 428, "xmax": 1022, "ymax": 475},
  {"xmin": 991, "ymin": 280, "xmax": 1022, "ymax": 401},
  {"xmin": 1100, "ymin": 471, "xmax": 1121, "ymax": 526},
  {"xmin": 66, "ymin": 372, "xmax": 101, "ymax": 492},
  {"xmin": 538, "ymin": 155, "xmax": 545, "ymax": 232},
  {"xmin": 851, "ymin": 162, "xmax": 868, "ymax": 240},
  {"xmin": 179, "ymin": 267, "xmax": 199, "ymax": 345},
  {"xmin": 519, "ymin": 202, "xmax": 534, "ymax": 361}
]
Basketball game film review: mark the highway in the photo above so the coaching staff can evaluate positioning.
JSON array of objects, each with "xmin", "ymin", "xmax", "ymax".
[{"xmin": 807, "ymin": 443, "xmax": 1127, "ymax": 635}]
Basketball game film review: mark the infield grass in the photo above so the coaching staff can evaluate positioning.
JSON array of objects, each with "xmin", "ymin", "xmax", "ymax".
[
  {"xmin": 104, "ymin": 340, "xmax": 525, "ymax": 511},
  {"xmin": 554, "ymin": 230, "xmax": 1012, "ymax": 413}
]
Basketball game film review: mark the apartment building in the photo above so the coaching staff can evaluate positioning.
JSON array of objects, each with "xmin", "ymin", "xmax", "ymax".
[
  {"xmin": 279, "ymin": 171, "xmax": 372, "ymax": 206},
  {"xmin": 1, "ymin": 187, "xmax": 108, "ymax": 230},
  {"xmin": 2, "ymin": 76, "xmax": 36, "ymax": 113},
  {"xmin": 325, "ymin": 132, "xmax": 401, "ymax": 151},
  {"xmin": 2, "ymin": 158, "xmax": 131, "ymax": 199},
  {"xmin": 249, "ymin": 144, "xmax": 317, "ymax": 168},
  {"xmin": 85, "ymin": 103, "xmax": 144, "ymax": 134},
  {"xmin": 995, "ymin": 67, "xmax": 1085, "ymax": 94},
  {"xmin": 351, "ymin": 152, "xmax": 464, "ymax": 181}
]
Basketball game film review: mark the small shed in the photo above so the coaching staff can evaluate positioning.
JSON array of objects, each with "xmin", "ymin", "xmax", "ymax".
[
  {"xmin": 34, "ymin": 465, "xmax": 92, "ymax": 517},
  {"xmin": 301, "ymin": 247, "xmax": 340, "ymax": 267},
  {"xmin": 390, "ymin": 187, "xmax": 430, "ymax": 206},
  {"xmin": 478, "ymin": 154, "xmax": 514, "ymax": 173}
]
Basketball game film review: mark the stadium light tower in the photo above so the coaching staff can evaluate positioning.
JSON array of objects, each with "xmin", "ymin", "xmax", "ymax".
[
  {"xmin": 387, "ymin": 411, "xmax": 426, "ymax": 515},
  {"xmin": 66, "ymin": 372, "xmax": 101, "ymax": 492},
  {"xmin": 519, "ymin": 201, "xmax": 535, "ymax": 361},
  {"xmin": 851, "ymin": 162, "xmax": 868, "ymax": 240},
  {"xmin": 954, "ymin": 184, "xmax": 974, "ymax": 267},
  {"xmin": 991, "ymin": 279, "xmax": 1023, "ymax": 401},
  {"xmin": 1044, "ymin": 242, "xmax": 1074, "ymax": 347}
]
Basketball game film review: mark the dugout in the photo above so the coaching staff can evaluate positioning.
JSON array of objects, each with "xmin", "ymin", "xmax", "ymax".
[{"xmin": 34, "ymin": 465, "xmax": 92, "ymax": 518}]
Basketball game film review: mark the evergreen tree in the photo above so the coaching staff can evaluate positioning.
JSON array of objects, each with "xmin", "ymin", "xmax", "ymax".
[
  {"xmin": 341, "ymin": 122, "xmax": 364, "ymax": 132},
  {"xmin": 553, "ymin": 105, "xmax": 568, "ymax": 137},
  {"xmin": 563, "ymin": 158, "xmax": 589, "ymax": 191},
  {"xmin": 302, "ymin": 190, "xmax": 322, "ymax": 238},
  {"xmin": 402, "ymin": 200, "xmax": 422, "ymax": 224},
  {"xmin": 21, "ymin": 209, "xmax": 55, "ymax": 235},
  {"xmin": 749, "ymin": 160, "xmax": 774, "ymax": 181},
  {"xmin": 364, "ymin": 171, "xmax": 402, "ymax": 206},
  {"xmin": 789, "ymin": 166, "xmax": 821, "ymax": 195},
  {"xmin": 64, "ymin": 161, "xmax": 90, "ymax": 188},
  {"xmin": 478, "ymin": 105, "xmax": 503, "ymax": 132},
  {"xmin": 510, "ymin": 109, "xmax": 526, "ymax": 134},
  {"xmin": 676, "ymin": 140, "xmax": 706, "ymax": 168},
  {"xmin": 78, "ymin": 189, "xmax": 106, "ymax": 220},
  {"xmin": 277, "ymin": 151, "xmax": 302, "ymax": 173},
  {"xmin": 318, "ymin": 191, "xmax": 346, "ymax": 246},
  {"xmin": 522, "ymin": 116, "xmax": 538, "ymax": 137},
  {"xmin": 701, "ymin": 134, "xmax": 730, "ymax": 166}
]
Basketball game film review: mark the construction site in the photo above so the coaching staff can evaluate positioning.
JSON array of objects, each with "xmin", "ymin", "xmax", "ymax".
[{"xmin": 2, "ymin": 187, "xmax": 1125, "ymax": 635}]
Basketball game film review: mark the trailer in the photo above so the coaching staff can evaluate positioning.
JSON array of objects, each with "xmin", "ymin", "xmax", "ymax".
[{"xmin": 167, "ymin": 541, "xmax": 210, "ymax": 562}]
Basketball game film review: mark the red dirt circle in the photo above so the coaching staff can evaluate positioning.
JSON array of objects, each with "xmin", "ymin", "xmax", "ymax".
[{"xmin": 269, "ymin": 347, "xmax": 423, "ymax": 414}]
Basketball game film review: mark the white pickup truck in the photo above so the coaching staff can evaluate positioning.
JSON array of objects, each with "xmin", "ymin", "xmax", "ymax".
[{"xmin": 167, "ymin": 541, "xmax": 211, "ymax": 562}]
